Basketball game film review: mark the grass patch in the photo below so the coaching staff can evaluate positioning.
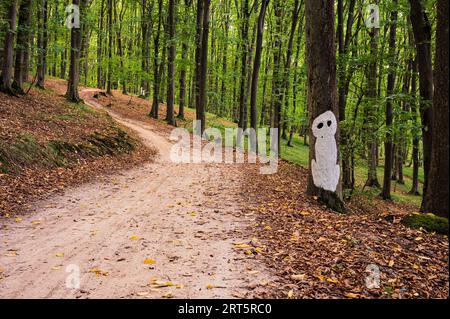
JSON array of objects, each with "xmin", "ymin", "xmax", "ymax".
[
  {"xmin": 0, "ymin": 128, "xmax": 135, "ymax": 174},
  {"xmin": 402, "ymin": 213, "xmax": 449, "ymax": 235}
]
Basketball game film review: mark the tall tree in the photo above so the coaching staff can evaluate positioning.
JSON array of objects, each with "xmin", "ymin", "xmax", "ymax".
[
  {"xmin": 66, "ymin": 0, "xmax": 83, "ymax": 102},
  {"xmin": 409, "ymin": 0, "xmax": 433, "ymax": 210},
  {"xmin": 150, "ymin": 0, "xmax": 164, "ymax": 118},
  {"xmin": 305, "ymin": 0, "xmax": 345, "ymax": 212},
  {"xmin": 381, "ymin": 0, "xmax": 398, "ymax": 200},
  {"xmin": 13, "ymin": 0, "xmax": 33, "ymax": 93},
  {"xmin": 178, "ymin": 0, "xmax": 192, "ymax": 119},
  {"xmin": 423, "ymin": 0, "xmax": 448, "ymax": 218},
  {"xmin": 37, "ymin": 0, "xmax": 48, "ymax": 89},
  {"xmin": 365, "ymin": 0, "xmax": 380, "ymax": 187},
  {"xmin": 0, "ymin": 0, "xmax": 19, "ymax": 94},
  {"xmin": 165, "ymin": 0, "xmax": 176, "ymax": 125},
  {"xmin": 249, "ymin": 0, "xmax": 269, "ymax": 150}
]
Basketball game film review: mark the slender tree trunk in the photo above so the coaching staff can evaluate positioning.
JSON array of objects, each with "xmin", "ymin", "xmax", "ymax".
[
  {"xmin": 238, "ymin": 0, "xmax": 250, "ymax": 131},
  {"xmin": 381, "ymin": 0, "xmax": 398, "ymax": 200},
  {"xmin": 178, "ymin": 0, "xmax": 192, "ymax": 119},
  {"xmin": 249, "ymin": 0, "xmax": 269, "ymax": 150},
  {"xmin": 150, "ymin": 0, "xmax": 163, "ymax": 118},
  {"xmin": 37, "ymin": 0, "xmax": 48, "ymax": 89},
  {"xmin": 0, "ymin": 0, "xmax": 18, "ymax": 94},
  {"xmin": 106, "ymin": 0, "xmax": 113, "ymax": 94},
  {"xmin": 410, "ymin": 58, "xmax": 420, "ymax": 195},
  {"xmin": 97, "ymin": 0, "xmax": 105, "ymax": 89},
  {"xmin": 166, "ymin": 0, "xmax": 176, "ymax": 125},
  {"xmin": 365, "ymin": 8, "xmax": 380, "ymax": 188},
  {"xmin": 423, "ymin": 0, "xmax": 448, "ymax": 218},
  {"xmin": 196, "ymin": 0, "xmax": 211, "ymax": 134},
  {"xmin": 66, "ymin": 0, "xmax": 82, "ymax": 102},
  {"xmin": 305, "ymin": 0, "xmax": 345, "ymax": 212},
  {"xmin": 409, "ymin": 0, "xmax": 433, "ymax": 211},
  {"xmin": 13, "ymin": 0, "xmax": 33, "ymax": 93}
]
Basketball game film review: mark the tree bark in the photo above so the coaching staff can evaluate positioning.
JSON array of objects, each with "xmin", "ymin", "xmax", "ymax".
[
  {"xmin": 13, "ymin": 0, "xmax": 33, "ymax": 93},
  {"xmin": 409, "ymin": 0, "xmax": 433, "ymax": 211},
  {"xmin": 150, "ymin": 0, "xmax": 163, "ymax": 118},
  {"xmin": 166, "ymin": 0, "xmax": 176, "ymax": 125},
  {"xmin": 66, "ymin": 0, "xmax": 82, "ymax": 102},
  {"xmin": 423, "ymin": 0, "xmax": 448, "ymax": 218},
  {"xmin": 0, "ymin": 0, "xmax": 18, "ymax": 94},
  {"xmin": 249, "ymin": 0, "xmax": 269, "ymax": 150},
  {"xmin": 305, "ymin": 0, "xmax": 345, "ymax": 212},
  {"xmin": 381, "ymin": 0, "xmax": 398, "ymax": 200},
  {"xmin": 37, "ymin": 0, "xmax": 48, "ymax": 89}
]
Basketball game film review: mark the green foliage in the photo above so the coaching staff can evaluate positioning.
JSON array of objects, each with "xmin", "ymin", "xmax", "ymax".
[{"xmin": 402, "ymin": 213, "xmax": 449, "ymax": 235}]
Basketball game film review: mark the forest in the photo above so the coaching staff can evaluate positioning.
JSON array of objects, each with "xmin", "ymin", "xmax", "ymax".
[{"xmin": 0, "ymin": 0, "xmax": 448, "ymax": 300}]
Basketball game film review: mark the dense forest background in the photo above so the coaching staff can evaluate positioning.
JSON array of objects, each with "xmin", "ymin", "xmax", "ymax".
[{"xmin": 0, "ymin": 0, "xmax": 448, "ymax": 217}]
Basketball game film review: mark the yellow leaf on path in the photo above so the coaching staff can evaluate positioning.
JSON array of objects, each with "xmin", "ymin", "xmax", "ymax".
[
  {"xmin": 189, "ymin": 212, "xmax": 197, "ymax": 217},
  {"xmin": 206, "ymin": 284, "xmax": 214, "ymax": 289},
  {"xmin": 318, "ymin": 237, "xmax": 328, "ymax": 242},
  {"xmin": 233, "ymin": 243, "xmax": 252, "ymax": 249},
  {"xmin": 388, "ymin": 260, "xmax": 395, "ymax": 267},
  {"xmin": 31, "ymin": 221, "xmax": 41, "ymax": 225},
  {"xmin": 15, "ymin": 217, "xmax": 22, "ymax": 222},
  {"xmin": 144, "ymin": 258, "xmax": 156, "ymax": 265},
  {"xmin": 245, "ymin": 250, "xmax": 253, "ymax": 255},
  {"xmin": 345, "ymin": 292, "xmax": 360, "ymax": 299},
  {"xmin": 413, "ymin": 264, "xmax": 419, "ymax": 270},
  {"xmin": 287, "ymin": 290, "xmax": 294, "ymax": 299},
  {"xmin": 55, "ymin": 252, "xmax": 64, "ymax": 257},
  {"xmin": 176, "ymin": 284, "xmax": 183, "ymax": 289},
  {"xmin": 51, "ymin": 266, "xmax": 62, "ymax": 270},
  {"xmin": 129, "ymin": 236, "xmax": 140, "ymax": 240},
  {"xmin": 415, "ymin": 237, "xmax": 423, "ymax": 241},
  {"xmin": 5, "ymin": 213, "xmax": 10, "ymax": 218},
  {"xmin": 89, "ymin": 268, "xmax": 109, "ymax": 276},
  {"xmin": 327, "ymin": 278, "xmax": 339, "ymax": 284},
  {"xmin": 4, "ymin": 251, "xmax": 17, "ymax": 257},
  {"xmin": 264, "ymin": 225, "xmax": 272, "ymax": 231},
  {"xmin": 299, "ymin": 211, "xmax": 310, "ymax": 216},
  {"xmin": 162, "ymin": 292, "xmax": 173, "ymax": 299}
]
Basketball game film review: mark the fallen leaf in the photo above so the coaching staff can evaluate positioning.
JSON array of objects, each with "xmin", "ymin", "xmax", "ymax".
[
  {"xmin": 206, "ymin": 284, "xmax": 214, "ymax": 289},
  {"xmin": 287, "ymin": 290, "xmax": 294, "ymax": 298},
  {"xmin": 144, "ymin": 258, "xmax": 156, "ymax": 265},
  {"xmin": 291, "ymin": 274, "xmax": 306, "ymax": 281},
  {"xmin": 129, "ymin": 235, "xmax": 140, "ymax": 240},
  {"xmin": 55, "ymin": 252, "xmax": 65, "ymax": 257},
  {"xmin": 345, "ymin": 292, "xmax": 360, "ymax": 299}
]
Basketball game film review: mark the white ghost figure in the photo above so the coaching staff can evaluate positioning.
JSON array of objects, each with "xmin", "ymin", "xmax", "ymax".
[{"xmin": 311, "ymin": 110, "xmax": 340, "ymax": 192}]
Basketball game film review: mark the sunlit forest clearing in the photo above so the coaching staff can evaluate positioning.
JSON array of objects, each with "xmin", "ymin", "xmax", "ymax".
[{"xmin": 0, "ymin": 0, "xmax": 448, "ymax": 299}]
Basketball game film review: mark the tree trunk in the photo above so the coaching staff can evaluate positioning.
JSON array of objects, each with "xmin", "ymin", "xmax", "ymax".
[
  {"xmin": 381, "ymin": 0, "xmax": 398, "ymax": 200},
  {"xmin": 248, "ymin": 0, "xmax": 269, "ymax": 150},
  {"xmin": 12, "ymin": 0, "xmax": 33, "ymax": 93},
  {"xmin": 237, "ymin": 0, "xmax": 250, "ymax": 132},
  {"xmin": 196, "ymin": 0, "xmax": 210, "ymax": 134},
  {"xmin": 37, "ymin": 0, "xmax": 48, "ymax": 89},
  {"xmin": 305, "ymin": 0, "xmax": 345, "ymax": 213},
  {"xmin": 66, "ymin": 0, "xmax": 82, "ymax": 102},
  {"xmin": 410, "ymin": 58, "xmax": 420, "ymax": 195},
  {"xmin": 365, "ymin": 10, "xmax": 380, "ymax": 188},
  {"xmin": 166, "ymin": 0, "xmax": 176, "ymax": 125},
  {"xmin": 97, "ymin": 0, "xmax": 105, "ymax": 89},
  {"xmin": 178, "ymin": 0, "xmax": 192, "ymax": 119},
  {"xmin": 106, "ymin": 0, "xmax": 113, "ymax": 95},
  {"xmin": 409, "ymin": 0, "xmax": 433, "ymax": 211},
  {"xmin": 150, "ymin": 0, "xmax": 163, "ymax": 118},
  {"xmin": 423, "ymin": 0, "xmax": 448, "ymax": 218},
  {"xmin": 0, "ymin": 0, "xmax": 18, "ymax": 94}
]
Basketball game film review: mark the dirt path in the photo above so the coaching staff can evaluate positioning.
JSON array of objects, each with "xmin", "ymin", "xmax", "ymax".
[{"xmin": 0, "ymin": 90, "xmax": 276, "ymax": 299}]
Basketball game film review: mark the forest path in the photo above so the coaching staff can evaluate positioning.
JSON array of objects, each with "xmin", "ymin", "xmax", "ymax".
[{"xmin": 0, "ymin": 89, "xmax": 275, "ymax": 299}]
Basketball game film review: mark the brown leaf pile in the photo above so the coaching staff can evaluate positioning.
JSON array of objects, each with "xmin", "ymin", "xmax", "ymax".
[{"xmin": 241, "ymin": 161, "xmax": 449, "ymax": 299}]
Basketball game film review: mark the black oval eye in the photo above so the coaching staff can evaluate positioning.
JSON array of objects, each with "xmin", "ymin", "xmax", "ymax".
[
  {"xmin": 317, "ymin": 122, "xmax": 324, "ymax": 129},
  {"xmin": 327, "ymin": 120, "xmax": 332, "ymax": 127}
]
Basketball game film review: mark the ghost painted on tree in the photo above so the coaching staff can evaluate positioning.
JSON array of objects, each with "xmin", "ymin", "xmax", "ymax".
[{"xmin": 311, "ymin": 111, "xmax": 340, "ymax": 192}]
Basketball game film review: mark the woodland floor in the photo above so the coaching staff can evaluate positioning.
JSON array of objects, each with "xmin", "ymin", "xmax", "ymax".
[{"xmin": 0, "ymin": 79, "xmax": 448, "ymax": 298}]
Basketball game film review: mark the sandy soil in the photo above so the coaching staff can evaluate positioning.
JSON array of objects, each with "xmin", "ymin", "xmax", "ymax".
[{"xmin": 0, "ymin": 90, "xmax": 277, "ymax": 299}]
